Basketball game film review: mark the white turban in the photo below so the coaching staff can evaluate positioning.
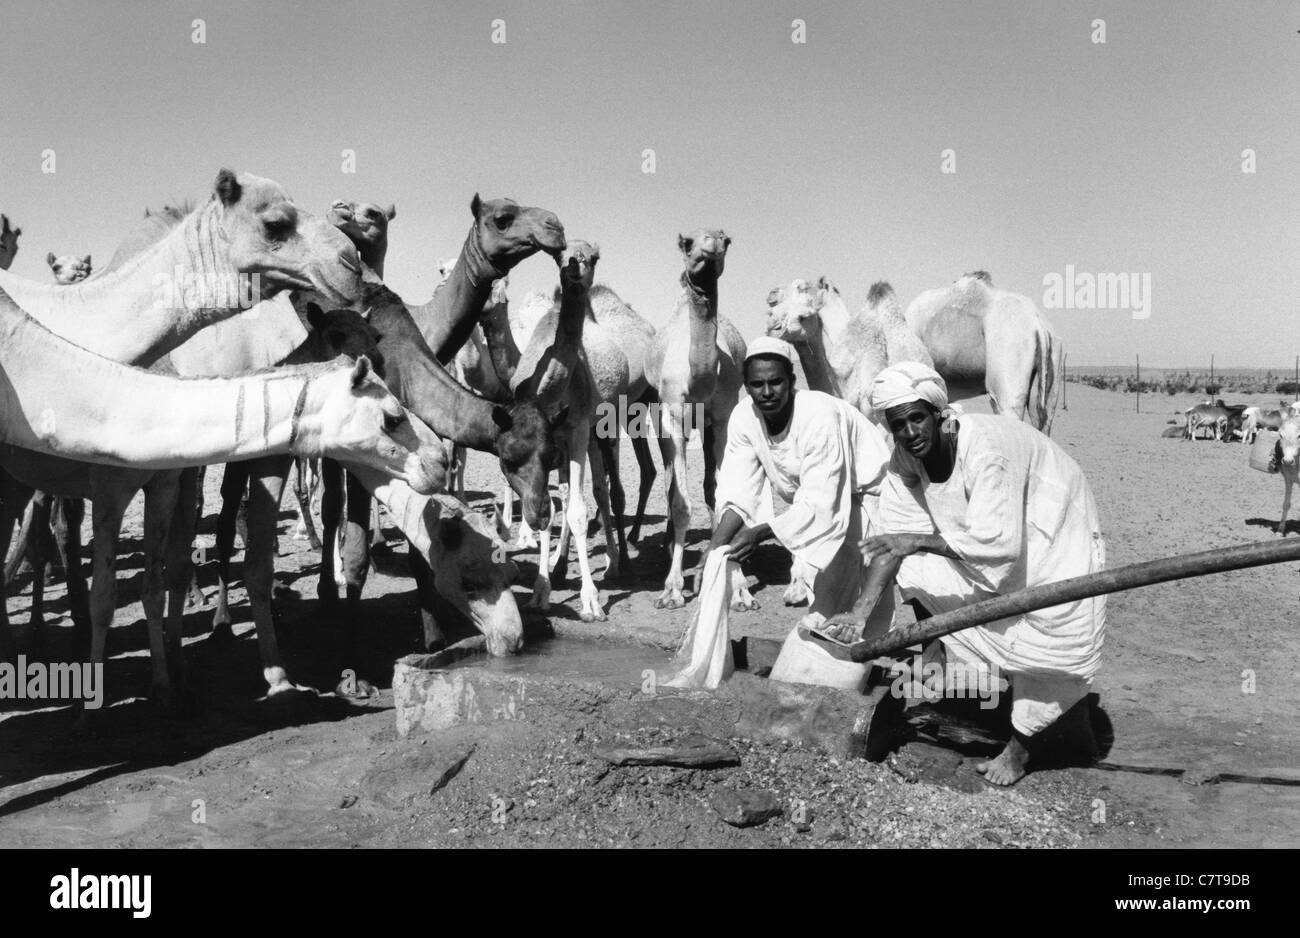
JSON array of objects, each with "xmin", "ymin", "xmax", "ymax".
[
  {"xmin": 870, "ymin": 361, "xmax": 950, "ymax": 414},
  {"xmin": 745, "ymin": 335, "xmax": 799, "ymax": 368}
]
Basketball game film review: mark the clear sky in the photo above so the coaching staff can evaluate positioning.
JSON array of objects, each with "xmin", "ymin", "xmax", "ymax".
[{"xmin": 1, "ymin": 0, "xmax": 1296, "ymax": 367}]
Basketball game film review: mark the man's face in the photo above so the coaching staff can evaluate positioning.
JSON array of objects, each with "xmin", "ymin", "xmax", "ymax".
[
  {"xmin": 885, "ymin": 401, "xmax": 941, "ymax": 458},
  {"xmin": 745, "ymin": 356, "xmax": 793, "ymax": 418}
]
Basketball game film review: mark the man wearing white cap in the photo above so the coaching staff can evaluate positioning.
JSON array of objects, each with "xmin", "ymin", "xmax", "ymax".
[
  {"xmin": 838, "ymin": 360, "xmax": 1106, "ymax": 785},
  {"xmin": 709, "ymin": 336, "xmax": 894, "ymax": 642}
]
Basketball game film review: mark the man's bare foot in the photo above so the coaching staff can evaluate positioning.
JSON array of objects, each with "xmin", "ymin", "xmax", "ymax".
[{"xmin": 975, "ymin": 733, "xmax": 1029, "ymax": 786}]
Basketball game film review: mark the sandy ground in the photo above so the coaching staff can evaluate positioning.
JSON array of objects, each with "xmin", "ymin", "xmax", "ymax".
[{"xmin": 1, "ymin": 383, "xmax": 1298, "ymax": 848}]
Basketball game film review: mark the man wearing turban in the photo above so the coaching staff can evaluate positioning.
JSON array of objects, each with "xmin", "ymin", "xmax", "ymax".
[
  {"xmin": 834, "ymin": 361, "xmax": 1106, "ymax": 785},
  {"xmin": 708, "ymin": 337, "xmax": 894, "ymax": 684}
]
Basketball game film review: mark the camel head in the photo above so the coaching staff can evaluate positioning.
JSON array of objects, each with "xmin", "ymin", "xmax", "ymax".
[
  {"xmin": 1279, "ymin": 416, "xmax": 1300, "ymax": 468},
  {"xmin": 491, "ymin": 399, "xmax": 569, "ymax": 530},
  {"xmin": 0, "ymin": 215, "xmax": 21, "ymax": 270},
  {"xmin": 469, "ymin": 194, "xmax": 566, "ymax": 273},
  {"xmin": 423, "ymin": 496, "xmax": 523, "ymax": 656},
  {"xmin": 765, "ymin": 278, "xmax": 822, "ymax": 344},
  {"xmin": 435, "ymin": 256, "xmax": 459, "ymax": 285},
  {"xmin": 212, "ymin": 169, "xmax": 363, "ymax": 306},
  {"xmin": 301, "ymin": 355, "xmax": 445, "ymax": 494},
  {"xmin": 302, "ymin": 302, "xmax": 384, "ymax": 372},
  {"xmin": 46, "ymin": 252, "xmax": 92, "ymax": 284},
  {"xmin": 678, "ymin": 228, "xmax": 731, "ymax": 287},
  {"xmin": 559, "ymin": 240, "xmax": 600, "ymax": 292},
  {"xmin": 327, "ymin": 199, "xmax": 395, "ymax": 273}
]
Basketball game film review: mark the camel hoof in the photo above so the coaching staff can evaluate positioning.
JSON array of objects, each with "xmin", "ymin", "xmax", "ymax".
[
  {"xmin": 783, "ymin": 584, "xmax": 811, "ymax": 607},
  {"xmin": 528, "ymin": 578, "xmax": 552, "ymax": 612},
  {"xmin": 654, "ymin": 590, "xmax": 685, "ymax": 609}
]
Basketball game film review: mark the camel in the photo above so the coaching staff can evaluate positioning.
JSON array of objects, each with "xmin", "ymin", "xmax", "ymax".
[
  {"xmin": 0, "ymin": 284, "xmax": 444, "ymax": 693},
  {"xmin": 0, "ymin": 169, "xmax": 362, "ymax": 366},
  {"xmin": 326, "ymin": 200, "xmax": 394, "ymax": 277},
  {"xmin": 406, "ymin": 194, "xmax": 565, "ymax": 364},
  {"xmin": 317, "ymin": 279, "xmax": 564, "ymax": 652},
  {"xmin": 46, "ymin": 252, "xmax": 92, "ymax": 284},
  {"xmin": 904, "ymin": 271, "xmax": 1063, "ymax": 434},
  {"xmin": 644, "ymin": 229, "xmax": 747, "ymax": 609},
  {"xmin": 0, "ymin": 215, "xmax": 20, "ymax": 270},
  {"xmin": 497, "ymin": 241, "xmax": 611, "ymax": 620}
]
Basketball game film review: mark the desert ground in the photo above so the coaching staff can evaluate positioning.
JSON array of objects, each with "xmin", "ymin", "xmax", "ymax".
[{"xmin": 1, "ymin": 382, "xmax": 1297, "ymax": 848}]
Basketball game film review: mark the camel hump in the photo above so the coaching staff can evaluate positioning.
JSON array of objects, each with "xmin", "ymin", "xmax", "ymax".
[
  {"xmin": 961, "ymin": 270, "xmax": 993, "ymax": 285},
  {"xmin": 866, "ymin": 281, "xmax": 894, "ymax": 306}
]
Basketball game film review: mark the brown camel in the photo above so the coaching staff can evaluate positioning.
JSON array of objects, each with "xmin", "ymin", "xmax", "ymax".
[
  {"xmin": 643, "ymin": 230, "xmax": 747, "ymax": 609},
  {"xmin": 406, "ymin": 194, "xmax": 565, "ymax": 365},
  {"xmin": 326, "ymin": 200, "xmax": 394, "ymax": 277},
  {"xmin": 0, "ymin": 215, "xmax": 20, "ymax": 270},
  {"xmin": 317, "ymin": 279, "xmax": 563, "ymax": 655}
]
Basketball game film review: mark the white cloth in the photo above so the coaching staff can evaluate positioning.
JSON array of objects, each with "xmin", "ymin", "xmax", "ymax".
[
  {"xmin": 745, "ymin": 335, "xmax": 798, "ymax": 366},
  {"xmin": 661, "ymin": 548, "xmax": 736, "ymax": 689},
  {"xmin": 880, "ymin": 414, "xmax": 1107, "ymax": 693},
  {"xmin": 715, "ymin": 390, "xmax": 891, "ymax": 578},
  {"xmin": 869, "ymin": 361, "xmax": 950, "ymax": 415}
]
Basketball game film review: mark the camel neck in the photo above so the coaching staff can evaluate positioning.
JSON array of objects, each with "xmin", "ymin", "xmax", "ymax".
[
  {"xmin": 479, "ymin": 299, "xmax": 523, "ymax": 391},
  {"xmin": 416, "ymin": 225, "xmax": 505, "ymax": 363},
  {"xmin": 367, "ymin": 300, "xmax": 501, "ymax": 453},
  {"xmin": 793, "ymin": 331, "xmax": 842, "ymax": 397},
  {"xmin": 683, "ymin": 273, "xmax": 719, "ymax": 378},
  {"xmin": 0, "ymin": 295, "xmax": 328, "ymax": 468},
  {"xmin": 0, "ymin": 201, "xmax": 250, "ymax": 367}
]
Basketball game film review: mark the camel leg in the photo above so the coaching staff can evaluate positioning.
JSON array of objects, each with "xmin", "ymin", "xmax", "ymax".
[
  {"xmin": 141, "ymin": 475, "xmax": 180, "ymax": 706},
  {"xmin": 162, "ymin": 468, "xmax": 199, "ymax": 698},
  {"xmin": 565, "ymin": 425, "xmax": 604, "ymax": 621},
  {"xmin": 291, "ymin": 457, "xmax": 322, "ymax": 551},
  {"xmin": 589, "ymin": 437, "xmax": 625, "ymax": 580},
  {"xmin": 655, "ymin": 403, "xmax": 691, "ymax": 609},
  {"xmin": 339, "ymin": 470, "xmax": 374, "ymax": 668},
  {"xmin": 87, "ymin": 482, "xmax": 139, "ymax": 714},
  {"xmin": 24, "ymin": 492, "xmax": 52, "ymax": 654},
  {"xmin": 1278, "ymin": 471, "xmax": 1295, "ymax": 536},
  {"xmin": 410, "ymin": 547, "xmax": 446, "ymax": 652},
  {"xmin": 550, "ymin": 471, "xmax": 575, "ymax": 585},
  {"xmin": 185, "ymin": 467, "xmax": 206, "ymax": 608},
  {"xmin": 0, "ymin": 491, "xmax": 24, "ymax": 665},
  {"xmin": 368, "ymin": 498, "xmax": 385, "ymax": 558},
  {"xmin": 247, "ymin": 461, "xmax": 297, "ymax": 695},
  {"xmin": 211, "ymin": 462, "xmax": 250, "ymax": 641},
  {"xmin": 628, "ymin": 432, "xmax": 657, "ymax": 545},
  {"xmin": 318, "ymin": 458, "xmax": 345, "ymax": 605},
  {"xmin": 3, "ymin": 489, "xmax": 38, "ymax": 591},
  {"xmin": 597, "ymin": 435, "xmax": 630, "ymax": 576},
  {"xmin": 529, "ymin": 509, "xmax": 552, "ymax": 613},
  {"xmin": 60, "ymin": 497, "xmax": 90, "ymax": 654}
]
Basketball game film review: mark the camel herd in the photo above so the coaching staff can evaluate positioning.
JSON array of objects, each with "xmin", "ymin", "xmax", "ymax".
[{"xmin": 0, "ymin": 171, "xmax": 1064, "ymax": 714}]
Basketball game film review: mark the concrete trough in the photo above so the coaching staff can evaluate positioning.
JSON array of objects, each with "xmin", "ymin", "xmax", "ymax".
[{"xmin": 392, "ymin": 634, "xmax": 904, "ymax": 761}]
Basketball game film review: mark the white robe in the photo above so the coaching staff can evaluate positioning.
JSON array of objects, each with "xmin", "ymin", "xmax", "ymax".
[
  {"xmin": 878, "ymin": 414, "xmax": 1107, "ymax": 734},
  {"xmin": 715, "ymin": 390, "xmax": 891, "ymax": 617}
]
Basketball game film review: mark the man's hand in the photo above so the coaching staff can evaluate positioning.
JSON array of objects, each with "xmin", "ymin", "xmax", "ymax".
[
  {"xmin": 728, "ymin": 522, "xmax": 773, "ymax": 564},
  {"xmin": 817, "ymin": 613, "xmax": 864, "ymax": 643},
  {"xmin": 859, "ymin": 532, "xmax": 931, "ymax": 562}
]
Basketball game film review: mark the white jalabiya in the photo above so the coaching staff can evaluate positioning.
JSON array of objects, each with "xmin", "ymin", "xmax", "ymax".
[
  {"xmin": 715, "ymin": 389, "xmax": 892, "ymax": 619},
  {"xmin": 879, "ymin": 413, "xmax": 1107, "ymax": 735}
]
